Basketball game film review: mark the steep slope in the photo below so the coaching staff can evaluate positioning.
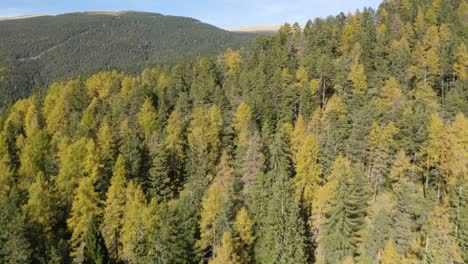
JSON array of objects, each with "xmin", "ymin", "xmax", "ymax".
[{"xmin": 0, "ymin": 11, "xmax": 258, "ymax": 107}]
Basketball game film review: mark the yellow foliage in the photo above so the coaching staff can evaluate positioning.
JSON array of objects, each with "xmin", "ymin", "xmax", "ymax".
[
  {"xmin": 224, "ymin": 48, "xmax": 241, "ymax": 75},
  {"xmin": 209, "ymin": 232, "xmax": 240, "ymax": 264},
  {"xmin": 453, "ymin": 43, "xmax": 467, "ymax": 80},
  {"xmin": 378, "ymin": 77, "xmax": 404, "ymax": 115},
  {"xmin": 381, "ymin": 240, "xmax": 399, "ymax": 264},
  {"xmin": 235, "ymin": 207, "xmax": 255, "ymax": 246},
  {"xmin": 233, "ymin": 101, "xmax": 252, "ymax": 150},
  {"xmin": 67, "ymin": 176, "xmax": 102, "ymax": 260}
]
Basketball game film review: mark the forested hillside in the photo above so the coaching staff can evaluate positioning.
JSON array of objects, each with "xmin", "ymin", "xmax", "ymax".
[
  {"xmin": 0, "ymin": 11, "xmax": 257, "ymax": 108},
  {"xmin": 0, "ymin": 0, "xmax": 467, "ymax": 263}
]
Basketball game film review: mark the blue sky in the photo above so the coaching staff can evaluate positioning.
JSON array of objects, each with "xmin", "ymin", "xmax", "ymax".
[{"xmin": 0, "ymin": 0, "xmax": 382, "ymax": 29}]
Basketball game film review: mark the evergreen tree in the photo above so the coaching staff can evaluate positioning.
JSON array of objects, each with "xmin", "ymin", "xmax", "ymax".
[
  {"xmin": 319, "ymin": 157, "xmax": 368, "ymax": 264},
  {"xmin": 380, "ymin": 240, "xmax": 399, "ymax": 264},
  {"xmin": 0, "ymin": 188, "xmax": 32, "ymax": 264},
  {"xmin": 67, "ymin": 176, "xmax": 102, "ymax": 262},
  {"xmin": 83, "ymin": 215, "xmax": 109, "ymax": 264},
  {"xmin": 102, "ymin": 155, "xmax": 127, "ymax": 261},
  {"xmin": 254, "ymin": 131, "xmax": 308, "ymax": 264}
]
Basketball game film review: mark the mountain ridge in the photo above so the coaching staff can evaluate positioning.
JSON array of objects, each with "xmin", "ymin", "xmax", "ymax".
[{"xmin": 0, "ymin": 11, "xmax": 259, "ymax": 108}]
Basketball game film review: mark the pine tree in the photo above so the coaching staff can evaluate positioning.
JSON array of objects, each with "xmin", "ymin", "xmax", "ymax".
[
  {"xmin": 0, "ymin": 132, "xmax": 13, "ymax": 199},
  {"xmin": 0, "ymin": 188, "xmax": 32, "ymax": 264},
  {"xmin": 319, "ymin": 156, "xmax": 367, "ymax": 264},
  {"xmin": 254, "ymin": 131, "xmax": 308, "ymax": 264},
  {"xmin": 453, "ymin": 43, "xmax": 467, "ymax": 81},
  {"xmin": 389, "ymin": 149, "xmax": 412, "ymax": 189},
  {"xmin": 97, "ymin": 121, "xmax": 116, "ymax": 176},
  {"xmin": 233, "ymin": 101, "xmax": 252, "ymax": 153},
  {"xmin": 24, "ymin": 172, "xmax": 63, "ymax": 261},
  {"xmin": 56, "ymin": 137, "xmax": 88, "ymax": 204},
  {"xmin": 120, "ymin": 181, "xmax": 152, "ymax": 263},
  {"xmin": 347, "ymin": 44, "xmax": 367, "ymax": 95},
  {"xmin": 380, "ymin": 240, "xmax": 399, "ymax": 264},
  {"xmin": 377, "ymin": 77, "xmax": 404, "ymax": 120},
  {"xmin": 209, "ymin": 232, "xmax": 240, "ymax": 264},
  {"xmin": 367, "ymin": 122, "xmax": 397, "ymax": 199},
  {"xmin": 67, "ymin": 176, "xmax": 102, "ymax": 262},
  {"xmin": 422, "ymin": 206, "xmax": 462, "ymax": 263},
  {"xmin": 137, "ymin": 97, "xmax": 159, "ymax": 142},
  {"xmin": 234, "ymin": 207, "xmax": 255, "ymax": 263},
  {"xmin": 198, "ymin": 152, "xmax": 235, "ymax": 254},
  {"xmin": 83, "ymin": 215, "xmax": 109, "ymax": 264},
  {"xmin": 291, "ymin": 121, "xmax": 321, "ymax": 208},
  {"xmin": 148, "ymin": 133, "xmax": 173, "ymax": 200},
  {"xmin": 240, "ymin": 132, "xmax": 265, "ymax": 199},
  {"xmin": 102, "ymin": 155, "xmax": 127, "ymax": 261},
  {"xmin": 363, "ymin": 208, "xmax": 392, "ymax": 263}
]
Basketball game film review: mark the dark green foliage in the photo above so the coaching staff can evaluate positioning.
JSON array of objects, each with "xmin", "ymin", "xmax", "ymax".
[
  {"xmin": 83, "ymin": 215, "xmax": 109, "ymax": 264},
  {"xmin": 254, "ymin": 131, "xmax": 308, "ymax": 264},
  {"xmin": 0, "ymin": 12, "xmax": 259, "ymax": 108},
  {"xmin": 0, "ymin": 188, "xmax": 32, "ymax": 264},
  {"xmin": 0, "ymin": 0, "xmax": 466, "ymax": 263},
  {"xmin": 321, "ymin": 164, "xmax": 368, "ymax": 263}
]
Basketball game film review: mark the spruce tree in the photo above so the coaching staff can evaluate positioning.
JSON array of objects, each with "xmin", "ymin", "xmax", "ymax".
[
  {"xmin": 254, "ymin": 130, "xmax": 308, "ymax": 264},
  {"xmin": 83, "ymin": 215, "xmax": 109, "ymax": 264}
]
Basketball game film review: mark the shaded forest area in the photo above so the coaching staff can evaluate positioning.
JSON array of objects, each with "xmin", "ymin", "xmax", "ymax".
[
  {"xmin": 0, "ymin": 11, "xmax": 258, "ymax": 108},
  {"xmin": 0, "ymin": 0, "xmax": 467, "ymax": 263}
]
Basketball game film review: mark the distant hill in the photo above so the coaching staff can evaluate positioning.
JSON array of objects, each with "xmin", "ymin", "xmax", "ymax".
[
  {"xmin": 230, "ymin": 25, "xmax": 281, "ymax": 33},
  {"xmin": 0, "ymin": 11, "xmax": 258, "ymax": 107}
]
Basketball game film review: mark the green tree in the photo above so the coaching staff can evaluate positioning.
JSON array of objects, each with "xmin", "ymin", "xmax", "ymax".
[
  {"xmin": 254, "ymin": 131, "xmax": 308, "ymax": 264},
  {"xmin": 102, "ymin": 155, "xmax": 127, "ymax": 261},
  {"xmin": 319, "ymin": 157, "xmax": 368, "ymax": 264},
  {"xmin": 83, "ymin": 215, "xmax": 109, "ymax": 264},
  {"xmin": 0, "ymin": 188, "xmax": 32, "ymax": 264}
]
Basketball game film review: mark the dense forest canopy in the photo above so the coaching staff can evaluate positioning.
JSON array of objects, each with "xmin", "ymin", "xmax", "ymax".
[
  {"xmin": 0, "ymin": 0, "xmax": 467, "ymax": 263},
  {"xmin": 0, "ymin": 11, "xmax": 258, "ymax": 108}
]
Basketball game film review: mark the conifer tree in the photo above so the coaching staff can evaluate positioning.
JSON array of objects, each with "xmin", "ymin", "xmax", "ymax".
[
  {"xmin": 234, "ymin": 207, "xmax": 255, "ymax": 262},
  {"xmin": 240, "ymin": 132, "xmax": 265, "ymax": 199},
  {"xmin": 453, "ymin": 43, "xmax": 467, "ymax": 81},
  {"xmin": 137, "ymin": 97, "xmax": 159, "ymax": 142},
  {"xmin": 83, "ymin": 215, "xmax": 109, "ymax": 264},
  {"xmin": 254, "ymin": 131, "xmax": 308, "ymax": 264},
  {"xmin": 380, "ymin": 240, "xmax": 399, "ymax": 264},
  {"xmin": 198, "ymin": 152, "xmax": 235, "ymax": 254},
  {"xmin": 389, "ymin": 149, "xmax": 412, "ymax": 189},
  {"xmin": 102, "ymin": 155, "xmax": 127, "ymax": 261},
  {"xmin": 319, "ymin": 156, "xmax": 367, "ymax": 264},
  {"xmin": 67, "ymin": 176, "xmax": 102, "ymax": 262},
  {"xmin": 120, "ymin": 181, "xmax": 152, "ymax": 263},
  {"xmin": 209, "ymin": 232, "xmax": 240, "ymax": 264},
  {"xmin": 0, "ymin": 188, "xmax": 32, "ymax": 264}
]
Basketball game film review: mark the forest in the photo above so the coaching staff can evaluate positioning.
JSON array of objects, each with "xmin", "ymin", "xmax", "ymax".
[
  {"xmin": 0, "ymin": 0, "xmax": 467, "ymax": 263},
  {"xmin": 0, "ymin": 11, "xmax": 258, "ymax": 108}
]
